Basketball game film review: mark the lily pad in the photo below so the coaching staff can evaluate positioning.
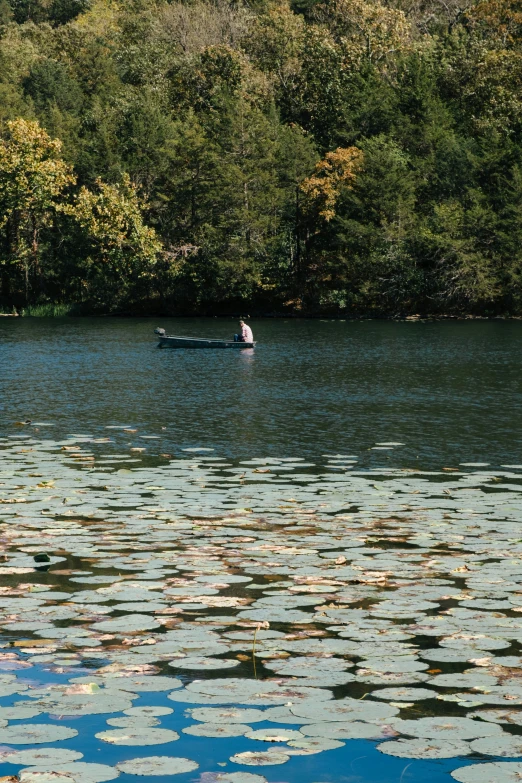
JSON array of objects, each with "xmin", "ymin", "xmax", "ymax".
[
  {"xmin": 124, "ymin": 706, "xmax": 174, "ymax": 717},
  {"xmin": 377, "ymin": 738, "xmax": 472, "ymax": 758},
  {"xmin": 115, "ymin": 757, "xmax": 199, "ymax": 775},
  {"xmin": 471, "ymin": 710, "xmax": 522, "ymax": 726},
  {"xmin": 229, "ymin": 751, "xmax": 290, "ymax": 766},
  {"xmin": 287, "ymin": 737, "xmax": 345, "ymax": 753},
  {"xmin": 170, "ymin": 657, "xmax": 239, "ymax": 670},
  {"xmin": 183, "ymin": 722, "xmax": 251, "ymax": 737},
  {"xmin": 370, "ymin": 687, "xmax": 435, "ymax": 702},
  {"xmin": 106, "ymin": 717, "xmax": 159, "ymax": 728},
  {"xmin": 214, "ymin": 775, "xmax": 267, "ymax": 783},
  {"xmin": 0, "ymin": 723, "xmax": 78, "ymax": 744},
  {"xmin": 95, "ymin": 728, "xmax": 180, "ymax": 745},
  {"xmin": 3, "ymin": 749, "xmax": 84, "ymax": 765},
  {"xmin": 389, "ymin": 717, "xmax": 503, "ymax": 739},
  {"xmin": 0, "ymin": 705, "xmax": 42, "ymax": 719},
  {"xmin": 451, "ymin": 762, "xmax": 522, "ymax": 782},
  {"xmin": 301, "ymin": 721, "xmax": 388, "ymax": 740},
  {"xmin": 18, "ymin": 763, "xmax": 118, "ymax": 783},
  {"xmin": 291, "ymin": 697, "xmax": 397, "ymax": 722},
  {"xmin": 188, "ymin": 707, "xmax": 265, "ymax": 724},
  {"xmin": 91, "ymin": 615, "xmax": 161, "ymax": 632},
  {"xmin": 245, "ymin": 728, "xmax": 303, "ymax": 742},
  {"xmin": 470, "ymin": 735, "xmax": 522, "ymax": 756}
]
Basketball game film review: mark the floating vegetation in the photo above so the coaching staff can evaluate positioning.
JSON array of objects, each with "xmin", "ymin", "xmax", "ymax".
[
  {"xmin": 115, "ymin": 756, "xmax": 198, "ymax": 775},
  {"xmin": 3, "ymin": 435, "xmax": 522, "ymax": 782},
  {"xmin": 18, "ymin": 762, "xmax": 118, "ymax": 783}
]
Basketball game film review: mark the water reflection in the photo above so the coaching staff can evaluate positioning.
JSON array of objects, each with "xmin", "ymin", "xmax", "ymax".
[{"xmin": 1, "ymin": 317, "xmax": 522, "ymax": 467}]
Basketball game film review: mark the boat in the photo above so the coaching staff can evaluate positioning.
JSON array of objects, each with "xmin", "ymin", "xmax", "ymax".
[{"xmin": 154, "ymin": 328, "xmax": 255, "ymax": 349}]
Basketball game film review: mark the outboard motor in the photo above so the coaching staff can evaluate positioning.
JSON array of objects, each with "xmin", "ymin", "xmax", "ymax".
[{"xmin": 154, "ymin": 327, "xmax": 166, "ymax": 336}]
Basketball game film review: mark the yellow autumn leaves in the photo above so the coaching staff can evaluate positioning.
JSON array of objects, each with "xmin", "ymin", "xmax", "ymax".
[
  {"xmin": 301, "ymin": 146, "xmax": 364, "ymax": 222},
  {"xmin": 0, "ymin": 118, "xmax": 161, "ymax": 275}
]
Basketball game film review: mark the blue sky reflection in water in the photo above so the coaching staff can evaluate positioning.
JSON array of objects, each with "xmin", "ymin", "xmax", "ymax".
[
  {"xmin": 1, "ymin": 317, "xmax": 522, "ymax": 467},
  {"xmin": 0, "ymin": 666, "xmax": 471, "ymax": 783}
]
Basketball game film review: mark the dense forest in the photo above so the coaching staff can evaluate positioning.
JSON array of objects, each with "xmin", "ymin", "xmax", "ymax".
[{"xmin": 0, "ymin": 0, "xmax": 521, "ymax": 316}]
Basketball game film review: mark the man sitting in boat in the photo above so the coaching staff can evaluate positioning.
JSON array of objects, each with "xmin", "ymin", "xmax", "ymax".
[{"xmin": 234, "ymin": 320, "xmax": 253, "ymax": 343}]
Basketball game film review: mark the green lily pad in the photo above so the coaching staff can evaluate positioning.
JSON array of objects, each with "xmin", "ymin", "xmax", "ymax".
[
  {"xmin": 390, "ymin": 717, "xmax": 503, "ymax": 739},
  {"xmin": 301, "ymin": 721, "xmax": 387, "ymax": 740},
  {"xmin": 18, "ymin": 763, "xmax": 118, "ymax": 783},
  {"xmin": 470, "ymin": 735, "xmax": 522, "ymax": 756},
  {"xmin": 115, "ymin": 757, "xmax": 199, "ymax": 775},
  {"xmin": 183, "ymin": 722, "xmax": 251, "ymax": 737},
  {"xmin": 170, "ymin": 657, "xmax": 239, "ymax": 670},
  {"xmin": 0, "ymin": 723, "xmax": 78, "ymax": 744},
  {"xmin": 3, "ymin": 749, "xmax": 84, "ymax": 765},
  {"xmin": 229, "ymin": 751, "xmax": 290, "ymax": 766},
  {"xmin": 291, "ymin": 697, "xmax": 397, "ymax": 722},
  {"xmin": 124, "ymin": 706, "xmax": 174, "ymax": 717},
  {"xmin": 106, "ymin": 717, "xmax": 159, "ymax": 728},
  {"xmin": 0, "ymin": 705, "xmax": 42, "ymax": 719},
  {"xmin": 451, "ymin": 762, "xmax": 522, "ymax": 782},
  {"xmin": 370, "ymin": 687, "xmax": 435, "ymax": 701},
  {"xmin": 91, "ymin": 615, "xmax": 161, "ymax": 632},
  {"xmin": 377, "ymin": 738, "xmax": 472, "ymax": 758},
  {"xmin": 471, "ymin": 710, "xmax": 522, "ymax": 725},
  {"xmin": 95, "ymin": 728, "xmax": 180, "ymax": 745},
  {"xmin": 188, "ymin": 707, "xmax": 265, "ymax": 724},
  {"xmin": 287, "ymin": 737, "xmax": 345, "ymax": 753},
  {"xmin": 214, "ymin": 775, "xmax": 267, "ymax": 783},
  {"xmin": 245, "ymin": 728, "xmax": 303, "ymax": 742}
]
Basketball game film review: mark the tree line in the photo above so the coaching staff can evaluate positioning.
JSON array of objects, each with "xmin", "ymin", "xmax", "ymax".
[{"xmin": 0, "ymin": 0, "xmax": 521, "ymax": 316}]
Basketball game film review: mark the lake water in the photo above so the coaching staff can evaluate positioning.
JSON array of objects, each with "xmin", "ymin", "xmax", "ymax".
[
  {"xmin": 2, "ymin": 317, "xmax": 522, "ymax": 467},
  {"xmin": 1, "ymin": 318, "xmax": 522, "ymax": 783}
]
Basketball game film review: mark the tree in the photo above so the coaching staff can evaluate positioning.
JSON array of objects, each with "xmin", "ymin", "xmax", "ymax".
[
  {"xmin": 64, "ymin": 174, "xmax": 162, "ymax": 307},
  {"xmin": 301, "ymin": 146, "xmax": 363, "ymax": 221},
  {"xmin": 0, "ymin": 118, "xmax": 75, "ymax": 303}
]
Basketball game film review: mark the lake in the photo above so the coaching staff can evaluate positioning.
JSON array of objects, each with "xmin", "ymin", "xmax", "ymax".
[
  {"xmin": 1, "ymin": 318, "xmax": 522, "ymax": 783},
  {"xmin": 1, "ymin": 317, "xmax": 522, "ymax": 467}
]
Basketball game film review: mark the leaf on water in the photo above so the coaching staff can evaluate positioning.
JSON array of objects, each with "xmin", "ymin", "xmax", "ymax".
[
  {"xmin": 115, "ymin": 757, "xmax": 199, "ymax": 776},
  {"xmin": 213, "ymin": 774, "xmax": 267, "ymax": 783},
  {"xmin": 124, "ymin": 707, "xmax": 173, "ymax": 718},
  {"xmin": 451, "ymin": 762, "xmax": 522, "ymax": 783},
  {"xmin": 106, "ymin": 717, "xmax": 159, "ymax": 728},
  {"xmin": 0, "ymin": 706, "xmax": 42, "ymax": 720},
  {"xmin": 286, "ymin": 737, "xmax": 345, "ymax": 754},
  {"xmin": 229, "ymin": 751, "xmax": 290, "ymax": 766},
  {"xmin": 370, "ymin": 687, "xmax": 435, "ymax": 702},
  {"xmin": 470, "ymin": 735, "xmax": 522, "ymax": 757},
  {"xmin": 2, "ymin": 750, "xmax": 84, "ymax": 766},
  {"xmin": 291, "ymin": 697, "xmax": 397, "ymax": 722},
  {"xmin": 470, "ymin": 710, "xmax": 522, "ymax": 726},
  {"xmin": 18, "ymin": 763, "xmax": 118, "ymax": 783},
  {"xmin": 389, "ymin": 717, "xmax": 503, "ymax": 740},
  {"xmin": 183, "ymin": 723, "xmax": 251, "ymax": 738},
  {"xmin": 377, "ymin": 738, "xmax": 472, "ymax": 758},
  {"xmin": 0, "ymin": 724, "xmax": 78, "ymax": 744},
  {"xmin": 170, "ymin": 657, "xmax": 239, "ymax": 670},
  {"xmin": 301, "ymin": 721, "xmax": 388, "ymax": 740},
  {"xmin": 187, "ymin": 708, "xmax": 265, "ymax": 724},
  {"xmin": 95, "ymin": 728, "xmax": 180, "ymax": 745},
  {"xmin": 244, "ymin": 729, "xmax": 303, "ymax": 742}
]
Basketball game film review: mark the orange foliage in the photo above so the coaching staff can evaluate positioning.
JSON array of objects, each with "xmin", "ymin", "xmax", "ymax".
[
  {"xmin": 301, "ymin": 146, "xmax": 363, "ymax": 221},
  {"xmin": 466, "ymin": 0, "xmax": 522, "ymax": 47}
]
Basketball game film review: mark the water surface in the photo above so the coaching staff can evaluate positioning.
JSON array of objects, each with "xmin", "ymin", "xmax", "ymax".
[{"xmin": 1, "ymin": 317, "xmax": 522, "ymax": 467}]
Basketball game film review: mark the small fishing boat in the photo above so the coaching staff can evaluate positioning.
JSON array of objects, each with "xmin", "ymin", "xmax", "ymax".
[{"xmin": 154, "ymin": 328, "xmax": 255, "ymax": 349}]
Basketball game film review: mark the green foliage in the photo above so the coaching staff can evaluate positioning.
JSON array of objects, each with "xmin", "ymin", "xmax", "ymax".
[{"xmin": 1, "ymin": 0, "xmax": 522, "ymax": 315}]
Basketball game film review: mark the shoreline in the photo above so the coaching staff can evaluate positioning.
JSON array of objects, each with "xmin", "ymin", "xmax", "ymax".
[{"xmin": 2, "ymin": 311, "xmax": 522, "ymax": 321}]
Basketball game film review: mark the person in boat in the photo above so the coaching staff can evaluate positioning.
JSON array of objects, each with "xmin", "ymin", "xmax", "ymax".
[{"xmin": 234, "ymin": 320, "xmax": 253, "ymax": 343}]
